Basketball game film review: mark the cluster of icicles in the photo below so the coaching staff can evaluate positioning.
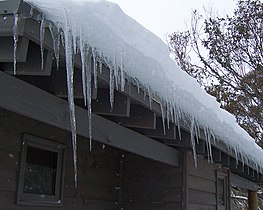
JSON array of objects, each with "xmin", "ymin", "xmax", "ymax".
[{"xmin": 12, "ymin": 6, "xmax": 263, "ymax": 187}]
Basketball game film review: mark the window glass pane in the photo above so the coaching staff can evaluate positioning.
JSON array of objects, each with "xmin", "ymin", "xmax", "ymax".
[
  {"xmin": 218, "ymin": 178, "xmax": 225, "ymax": 205},
  {"xmin": 23, "ymin": 146, "xmax": 57, "ymax": 195}
]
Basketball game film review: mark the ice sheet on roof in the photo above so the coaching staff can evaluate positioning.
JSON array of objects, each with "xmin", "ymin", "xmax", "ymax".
[{"xmin": 25, "ymin": 0, "xmax": 263, "ymax": 171}]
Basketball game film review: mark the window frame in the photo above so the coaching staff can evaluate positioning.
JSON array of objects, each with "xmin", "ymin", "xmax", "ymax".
[{"xmin": 17, "ymin": 134, "xmax": 66, "ymax": 206}]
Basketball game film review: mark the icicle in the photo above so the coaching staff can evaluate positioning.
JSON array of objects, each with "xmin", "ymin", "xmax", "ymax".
[
  {"xmin": 194, "ymin": 121, "xmax": 199, "ymax": 144},
  {"xmin": 49, "ymin": 24, "xmax": 61, "ymax": 70},
  {"xmin": 92, "ymin": 48, "xmax": 97, "ymax": 89},
  {"xmin": 166, "ymin": 101, "xmax": 170, "ymax": 129},
  {"xmin": 205, "ymin": 127, "xmax": 213, "ymax": 163},
  {"xmin": 40, "ymin": 14, "xmax": 45, "ymax": 71},
  {"xmin": 143, "ymin": 89, "xmax": 146, "ymax": 100},
  {"xmin": 160, "ymin": 103, "xmax": 166, "ymax": 135},
  {"xmin": 120, "ymin": 51, "xmax": 125, "ymax": 92},
  {"xmin": 234, "ymin": 144, "xmax": 238, "ymax": 165},
  {"xmin": 79, "ymin": 33, "xmax": 88, "ymax": 106},
  {"xmin": 109, "ymin": 67, "xmax": 115, "ymax": 109},
  {"xmin": 77, "ymin": 29, "xmax": 92, "ymax": 152},
  {"xmin": 61, "ymin": 32, "xmax": 65, "ymax": 48},
  {"xmin": 174, "ymin": 107, "xmax": 182, "ymax": 140},
  {"xmin": 170, "ymin": 102, "xmax": 174, "ymax": 124},
  {"xmin": 113, "ymin": 49, "xmax": 119, "ymax": 90},
  {"xmin": 190, "ymin": 118, "xmax": 197, "ymax": 167},
  {"xmin": 133, "ymin": 77, "xmax": 140, "ymax": 93},
  {"xmin": 99, "ymin": 51, "xmax": 103, "ymax": 74},
  {"xmin": 13, "ymin": 13, "xmax": 18, "ymax": 75},
  {"xmin": 147, "ymin": 86, "xmax": 152, "ymax": 110},
  {"xmin": 29, "ymin": 6, "xmax": 34, "ymax": 17},
  {"xmin": 86, "ymin": 53, "xmax": 93, "ymax": 151},
  {"xmin": 64, "ymin": 13, "xmax": 78, "ymax": 187}
]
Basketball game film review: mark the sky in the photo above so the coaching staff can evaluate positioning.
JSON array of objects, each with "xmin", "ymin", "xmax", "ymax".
[{"xmin": 110, "ymin": 0, "xmax": 236, "ymax": 42}]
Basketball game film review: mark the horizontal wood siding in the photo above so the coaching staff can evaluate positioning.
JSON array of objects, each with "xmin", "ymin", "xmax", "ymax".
[
  {"xmin": 187, "ymin": 152, "xmax": 228, "ymax": 210},
  {"xmin": 0, "ymin": 108, "xmax": 120, "ymax": 209},
  {"xmin": 122, "ymin": 154, "xmax": 183, "ymax": 210}
]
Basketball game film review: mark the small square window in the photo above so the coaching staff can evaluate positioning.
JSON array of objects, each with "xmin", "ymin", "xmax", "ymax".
[{"xmin": 17, "ymin": 134, "xmax": 66, "ymax": 206}]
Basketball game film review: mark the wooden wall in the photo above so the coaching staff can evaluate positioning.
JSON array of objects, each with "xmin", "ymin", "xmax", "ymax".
[
  {"xmin": 187, "ymin": 152, "xmax": 229, "ymax": 210},
  {"xmin": 121, "ymin": 152, "xmax": 184, "ymax": 210},
  {"xmin": 0, "ymin": 108, "xmax": 120, "ymax": 210}
]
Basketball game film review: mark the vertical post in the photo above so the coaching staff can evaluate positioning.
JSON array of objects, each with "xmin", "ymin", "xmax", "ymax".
[{"xmin": 248, "ymin": 190, "xmax": 258, "ymax": 210}]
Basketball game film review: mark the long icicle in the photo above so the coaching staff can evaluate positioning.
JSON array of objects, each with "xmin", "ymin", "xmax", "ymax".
[
  {"xmin": 13, "ymin": 13, "xmax": 19, "ymax": 75},
  {"xmin": 64, "ymin": 14, "xmax": 78, "ymax": 188},
  {"xmin": 160, "ymin": 103, "xmax": 166, "ymax": 135},
  {"xmin": 92, "ymin": 48, "xmax": 97, "ymax": 89},
  {"xmin": 40, "ymin": 14, "xmax": 45, "ymax": 70},
  {"xmin": 109, "ymin": 66, "xmax": 115, "ymax": 109},
  {"xmin": 87, "ymin": 53, "xmax": 92, "ymax": 151},
  {"xmin": 79, "ymin": 30, "xmax": 87, "ymax": 107},
  {"xmin": 190, "ymin": 117, "xmax": 197, "ymax": 167},
  {"xmin": 49, "ymin": 23, "xmax": 60, "ymax": 70}
]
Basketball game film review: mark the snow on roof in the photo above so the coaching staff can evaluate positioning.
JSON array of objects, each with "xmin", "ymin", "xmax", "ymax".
[{"xmin": 25, "ymin": 0, "xmax": 263, "ymax": 171}]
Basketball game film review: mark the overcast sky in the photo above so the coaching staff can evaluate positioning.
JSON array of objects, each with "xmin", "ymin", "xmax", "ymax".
[{"xmin": 110, "ymin": 0, "xmax": 236, "ymax": 41}]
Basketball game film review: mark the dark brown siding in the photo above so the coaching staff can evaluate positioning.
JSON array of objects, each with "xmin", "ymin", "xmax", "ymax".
[
  {"xmin": 187, "ymin": 152, "xmax": 228, "ymax": 210},
  {"xmin": 0, "ymin": 108, "xmax": 120, "ymax": 210},
  {"xmin": 121, "ymin": 153, "xmax": 184, "ymax": 210}
]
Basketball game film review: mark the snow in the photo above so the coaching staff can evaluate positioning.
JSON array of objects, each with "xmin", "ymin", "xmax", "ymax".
[{"xmin": 24, "ymin": 0, "xmax": 263, "ymax": 180}]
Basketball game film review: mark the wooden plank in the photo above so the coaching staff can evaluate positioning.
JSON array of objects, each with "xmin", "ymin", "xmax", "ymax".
[
  {"xmin": 230, "ymin": 173, "xmax": 258, "ymax": 191},
  {"xmin": 0, "ymin": 127, "xmax": 21, "ymax": 152},
  {"xmin": 0, "ymin": 191, "xmax": 118, "ymax": 210},
  {"xmin": 123, "ymin": 172, "xmax": 183, "ymax": 189},
  {"xmin": 0, "ymin": 149, "xmax": 19, "ymax": 171},
  {"xmin": 123, "ymin": 202, "xmax": 182, "ymax": 210},
  {"xmin": 63, "ymin": 198, "xmax": 119, "ymax": 210},
  {"xmin": 52, "ymin": 68, "xmax": 98, "ymax": 100},
  {"xmin": 0, "ymin": 36, "xmax": 29, "ymax": 62},
  {"xmin": 123, "ymin": 187, "xmax": 183, "ymax": 203},
  {"xmin": 3, "ymin": 41, "xmax": 52, "ymax": 76},
  {"xmin": 111, "ymin": 104, "xmax": 156, "ymax": 129},
  {"xmin": 65, "ymin": 147, "xmax": 119, "ymax": 186},
  {"xmin": 134, "ymin": 119, "xmax": 191, "ymax": 148},
  {"xmin": 188, "ymin": 175, "xmax": 216, "ymax": 194},
  {"xmin": 64, "ymin": 182, "xmax": 119, "ymax": 201},
  {"xmin": 122, "ymin": 155, "xmax": 181, "ymax": 177},
  {"xmin": 92, "ymin": 88, "xmax": 130, "ymax": 117},
  {"xmin": 188, "ymin": 203, "xmax": 216, "ymax": 210},
  {"xmin": 196, "ymin": 140, "xmax": 206, "ymax": 155},
  {"xmin": 212, "ymin": 147, "xmax": 221, "ymax": 163},
  {"xmin": 188, "ymin": 168, "xmax": 216, "ymax": 182},
  {"xmin": 188, "ymin": 189, "xmax": 217, "ymax": 206},
  {"xmin": 221, "ymin": 152, "xmax": 230, "ymax": 167},
  {"xmin": 0, "ymin": 169, "xmax": 17, "ymax": 191},
  {"xmin": 134, "ymin": 118, "xmax": 175, "ymax": 139},
  {"xmin": 0, "ymin": 0, "xmax": 31, "ymax": 15},
  {"xmin": 0, "ymin": 71, "xmax": 179, "ymax": 167}
]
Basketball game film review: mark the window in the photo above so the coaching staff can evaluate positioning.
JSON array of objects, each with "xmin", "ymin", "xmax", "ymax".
[{"xmin": 17, "ymin": 134, "xmax": 66, "ymax": 206}]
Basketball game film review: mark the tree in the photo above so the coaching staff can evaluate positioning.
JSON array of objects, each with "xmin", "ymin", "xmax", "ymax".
[{"xmin": 168, "ymin": 0, "xmax": 263, "ymax": 144}]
